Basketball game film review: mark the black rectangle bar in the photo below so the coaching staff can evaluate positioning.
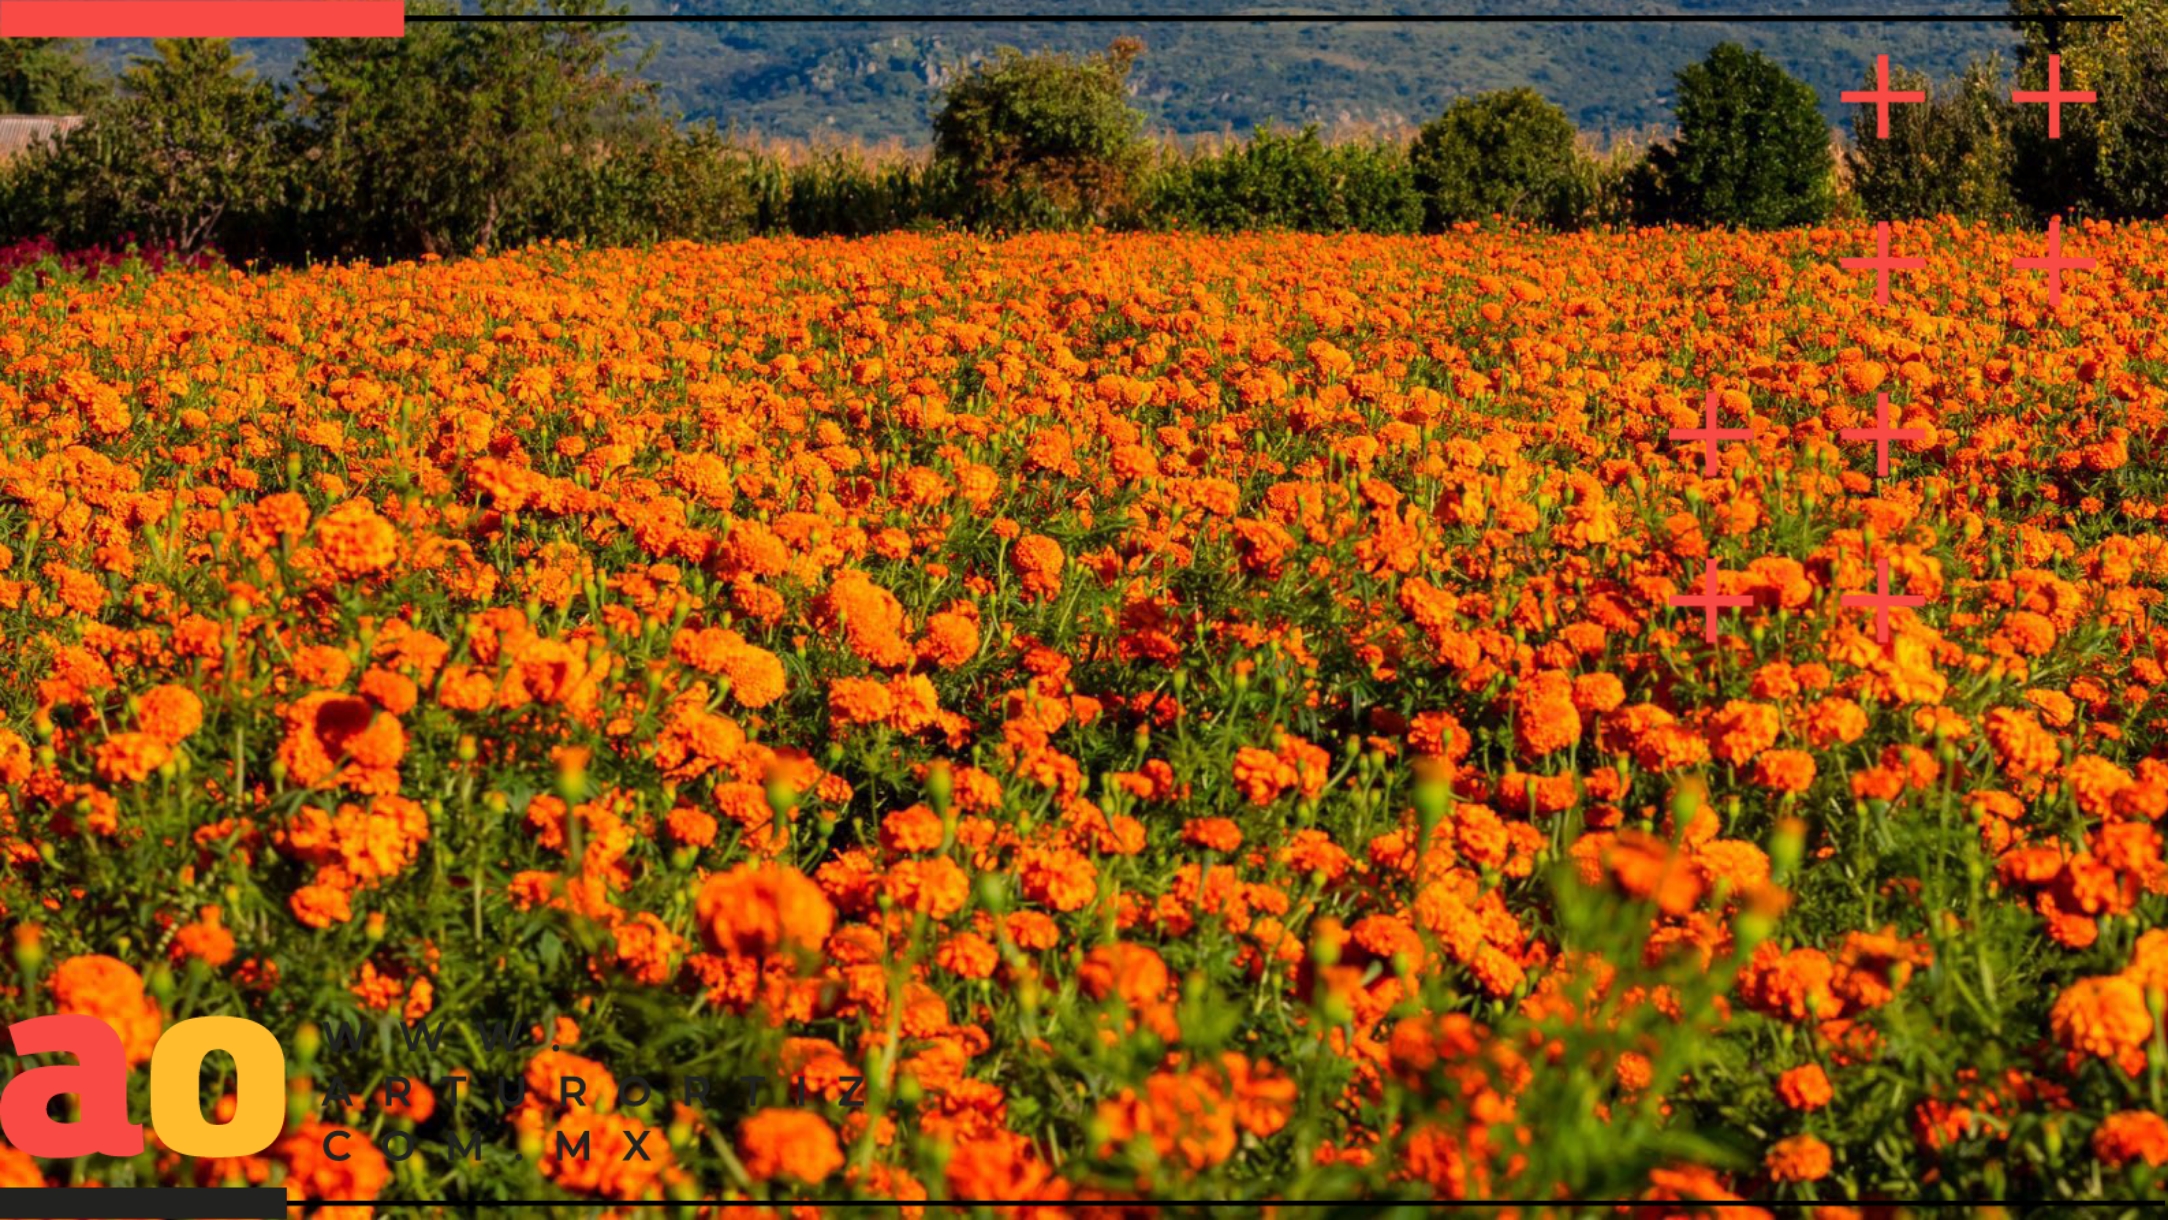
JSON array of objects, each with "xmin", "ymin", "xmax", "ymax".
[{"xmin": 0, "ymin": 1188, "xmax": 287, "ymax": 1219}]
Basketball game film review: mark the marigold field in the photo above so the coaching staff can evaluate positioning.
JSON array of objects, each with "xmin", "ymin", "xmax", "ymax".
[{"xmin": 1, "ymin": 223, "xmax": 2166, "ymax": 1213}]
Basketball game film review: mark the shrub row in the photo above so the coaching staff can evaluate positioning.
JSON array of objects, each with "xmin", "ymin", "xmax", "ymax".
[{"xmin": 2, "ymin": 15, "xmax": 2162, "ymax": 262}]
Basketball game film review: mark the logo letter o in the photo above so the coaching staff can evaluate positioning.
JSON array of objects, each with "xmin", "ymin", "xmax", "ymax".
[{"xmin": 149, "ymin": 1017, "xmax": 286, "ymax": 1158}]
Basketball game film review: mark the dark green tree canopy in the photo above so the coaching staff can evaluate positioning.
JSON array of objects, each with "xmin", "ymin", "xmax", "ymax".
[
  {"xmin": 288, "ymin": 0, "xmax": 657, "ymax": 257},
  {"xmin": 1846, "ymin": 58, "xmax": 2018, "ymax": 223},
  {"xmin": 0, "ymin": 39, "xmax": 105, "ymax": 116},
  {"xmin": 932, "ymin": 38, "xmax": 1147, "ymax": 229},
  {"xmin": 8, "ymin": 39, "xmax": 281, "ymax": 255},
  {"xmin": 1411, "ymin": 87, "xmax": 1593, "ymax": 231},
  {"xmin": 1643, "ymin": 42, "xmax": 1834, "ymax": 230}
]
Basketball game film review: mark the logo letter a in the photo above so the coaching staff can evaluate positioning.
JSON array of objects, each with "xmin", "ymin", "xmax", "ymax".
[{"xmin": 0, "ymin": 1015, "xmax": 145, "ymax": 1157}]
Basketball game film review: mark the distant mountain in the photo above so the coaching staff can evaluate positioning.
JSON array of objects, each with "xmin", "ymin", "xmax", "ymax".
[{"xmin": 85, "ymin": 0, "xmax": 2028, "ymax": 143}]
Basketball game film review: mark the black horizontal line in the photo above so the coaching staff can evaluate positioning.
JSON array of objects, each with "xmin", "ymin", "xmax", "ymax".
[
  {"xmin": 0, "ymin": 1187, "xmax": 286, "ymax": 1220},
  {"xmin": 404, "ymin": 12, "xmax": 2122, "ymax": 22}
]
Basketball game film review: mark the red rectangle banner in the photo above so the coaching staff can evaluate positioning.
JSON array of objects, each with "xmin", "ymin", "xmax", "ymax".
[{"xmin": 0, "ymin": 0, "xmax": 404, "ymax": 36}]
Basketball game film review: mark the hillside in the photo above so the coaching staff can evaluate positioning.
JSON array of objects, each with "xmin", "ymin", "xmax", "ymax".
[{"xmin": 82, "ymin": 0, "xmax": 2028, "ymax": 143}]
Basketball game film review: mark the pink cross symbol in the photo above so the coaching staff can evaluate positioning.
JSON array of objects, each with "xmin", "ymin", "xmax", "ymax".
[
  {"xmin": 1843, "ymin": 55, "xmax": 1927, "ymax": 139},
  {"xmin": 1840, "ymin": 392, "xmax": 1928, "ymax": 478},
  {"xmin": 1842, "ymin": 556, "xmax": 1927, "ymax": 645},
  {"xmin": 1669, "ymin": 557, "xmax": 1753, "ymax": 644},
  {"xmin": 2013, "ymin": 215, "xmax": 2095, "ymax": 309},
  {"xmin": 1669, "ymin": 388, "xmax": 1755, "ymax": 476},
  {"xmin": 1841, "ymin": 222, "xmax": 1925, "ymax": 306},
  {"xmin": 2013, "ymin": 54, "xmax": 2096, "ymax": 139}
]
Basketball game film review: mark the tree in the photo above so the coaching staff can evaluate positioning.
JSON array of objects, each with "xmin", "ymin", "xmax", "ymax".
[
  {"xmin": 2095, "ymin": 7, "xmax": 2168, "ymax": 218},
  {"xmin": 932, "ymin": 38, "xmax": 1147, "ymax": 230},
  {"xmin": 286, "ymin": 0, "xmax": 653, "ymax": 258},
  {"xmin": 2009, "ymin": 0, "xmax": 2168, "ymax": 220},
  {"xmin": 1641, "ymin": 43, "xmax": 1834, "ymax": 229},
  {"xmin": 1409, "ymin": 87, "xmax": 1594, "ymax": 231},
  {"xmin": 8, "ymin": 40, "xmax": 283, "ymax": 255},
  {"xmin": 1846, "ymin": 58, "xmax": 2019, "ymax": 222},
  {"xmin": 0, "ymin": 39, "xmax": 105, "ymax": 115}
]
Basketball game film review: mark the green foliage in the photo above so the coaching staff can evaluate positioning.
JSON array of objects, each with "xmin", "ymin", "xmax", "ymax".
[
  {"xmin": 779, "ymin": 150, "xmax": 956, "ymax": 237},
  {"xmin": 6, "ymin": 40, "xmax": 283, "ymax": 256},
  {"xmin": 1845, "ymin": 58, "xmax": 2019, "ymax": 223},
  {"xmin": 546, "ymin": 119, "xmax": 761, "ymax": 248},
  {"xmin": 2002, "ymin": 0, "xmax": 2168, "ymax": 221},
  {"xmin": 932, "ymin": 38, "xmax": 1146, "ymax": 230},
  {"xmin": 2096, "ymin": 8, "xmax": 2168, "ymax": 219},
  {"xmin": 347, "ymin": 4, "xmax": 2021, "ymax": 146},
  {"xmin": 1410, "ymin": 88, "xmax": 1593, "ymax": 231},
  {"xmin": 285, "ymin": 0, "xmax": 654, "ymax": 259},
  {"xmin": 0, "ymin": 39, "xmax": 106, "ymax": 115},
  {"xmin": 1140, "ymin": 125, "xmax": 1421, "ymax": 234},
  {"xmin": 1641, "ymin": 43, "xmax": 1835, "ymax": 230}
]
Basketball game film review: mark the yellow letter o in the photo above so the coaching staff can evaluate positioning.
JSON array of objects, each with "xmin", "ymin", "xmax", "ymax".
[{"xmin": 149, "ymin": 1017, "xmax": 287, "ymax": 1158}]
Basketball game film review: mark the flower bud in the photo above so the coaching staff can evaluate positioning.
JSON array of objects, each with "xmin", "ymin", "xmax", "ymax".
[
  {"xmin": 12, "ymin": 925, "xmax": 45, "ymax": 976},
  {"xmin": 1770, "ymin": 817, "xmax": 1806, "ymax": 880},
  {"xmin": 765, "ymin": 776, "xmax": 801, "ymax": 822},
  {"xmin": 926, "ymin": 760, "xmax": 954, "ymax": 817}
]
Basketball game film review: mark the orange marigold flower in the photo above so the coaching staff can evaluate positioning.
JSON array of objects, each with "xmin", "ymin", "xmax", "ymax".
[
  {"xmin": 136, "ymin": 683, "xmax": 204, "ymax": 746},
  {"xmin": 2051, "ymin": 976, "xmax": 2153, "ymax": 1071},
  {"xmin": 738, "ymin": 1109, "xmax": 843, "ymax": 1185},
  {"xmin": 1765, "ymin": 1133, "xmax": 1832, "ymax": 1183},
  {"xmin": 279, "ymin": 1120, "xmax": 389, "ymax": 1204},
  {"xmin": 1754, "ymin": 749, "xmax": 1817, "ymax": 796},
  {"xmin": 2094, "ymin": 1111, "xmax": 2168, "ymax": 1169},
  {"xmin": 1797, "ymin": 697, "xmax": 1869, "ymax": 749},
  {"xmin": 919, "ymin": 609, "xmax": 981, "ymax": 669},
  {"xmin": 0, "ymin": 1142, "xmax": 39, "ymax": 1188},
  {"xmin": 665, "ymin": 806, "xmax": 718, "ymax": 848},
  {"xmin": 1232, "ymin": 745, "xmax": 1292, "ymax": 806},
  {"xmin": 936, "ymin": 932, "xmax": 999, "ymax": 980},
  {"xmin": 1513, "ymin": 670, "xmax": 1582, "ymax": 758},
  {"xmin": 828, "ymin": 676, "xmax": 894, "ymax": 735},
  {"xmin": 173, "ymin": 907, "xmax": 236, "ymax": 968},
  {"xmin": 1776, "ymin": 1064, "xmax": 1833, "ymax": 1111},
  {"xmin": 1181, "ymin": 817, "xmax": 1244, "ymax": 853},
  {"xmin": 315, "ymin": 499, "xmax": 400, "ymax": 579},
  {"xmin": 50, "ymin": 955, "xmax": 163, "ymax": 1065},
  {"xmin": 1011, "ymin": 533, "xmax": 1066, "ymax": 603},
  {"xmin": 694, "ymin": 862, "xmax": 835, "ymax": 958},
  {"xmin": 95, "ymin": 732, "xmax": 171, "ymax": 785},
  {"xmin": 1707, "ymin": 700, "xmax": 1781, "ymax": 766},
  {"xmin": 1985, "ymin": 706, "xmax": 2062, "ymax": 779},
  {"xmin": 1078, "ymin": 942, "xmax": 1170, "ymax": 1010}
]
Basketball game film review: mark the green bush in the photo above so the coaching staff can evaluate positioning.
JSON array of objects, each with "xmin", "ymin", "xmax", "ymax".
[
  {"xmin": 2097, "ymin": 13, "xmax": 2168, "ymax": 218},
  {"xmin": 1140, "ymin": 125, "xmax": 1421, "ymax": 234},
  {"xmin": 546, "ymin": 118, "xmax": 760, "ymax": 248},
  {"xmin": 932, "ymin": 38, "xmax": 1147, "ymax": 230},
  {"xmin": 1410, "ymin": 88, "xmax": 1594, "ymax": 230},
  {"xmin": 284, "ymin": 0, "xmax": 661, "ymax": 260},
  {"xmin": 2012, "ymin": 0, "xmax": 2168, "ymax": 221},
  {"xmin": 5, "ymin": 39, "xmax": 284, "ymax": 256},
  {"xmin": 1640, "ymin": 43, "xmax": 1834, "ymax": 229},
  {"xmin": 1, "ymin": 38, "xmax": 106, "ymax": 115},
  {"xmin": 782, "ymin": 149, "xmax": 955, "ymax": 237},
  {"xmin": 1846, "ymin": 58, "xmax": 2019, "ymax": 223}
]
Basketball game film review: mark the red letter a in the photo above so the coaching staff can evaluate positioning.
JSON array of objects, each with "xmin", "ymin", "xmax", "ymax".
[{"xmin": 1, "ymin": 1015, "xmax": 145, "ymax": 1157}]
